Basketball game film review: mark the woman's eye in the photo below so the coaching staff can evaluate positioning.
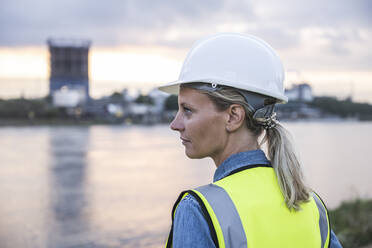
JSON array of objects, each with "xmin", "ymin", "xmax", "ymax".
[{"xmin": 183, "ymin": 107, "xmax": 192, "ymax": 114}]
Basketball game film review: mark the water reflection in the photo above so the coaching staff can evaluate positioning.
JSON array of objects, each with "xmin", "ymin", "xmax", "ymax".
[
  {"xmin": 47, "ymin": 127, "xmax": 92, "ymax": 248},
  {"xmin": 0, "ymin": 123, "xmax": 371, "ymax": 248}
]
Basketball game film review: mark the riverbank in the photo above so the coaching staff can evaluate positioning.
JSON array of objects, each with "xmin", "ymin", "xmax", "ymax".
[
  {"xmin": 2, "ymin": 117, "xmax": 370, "ymax": 127},
  {"xmin": 1, "ymin": 95, "xmax": 372, "ymax": 127},
  {"xmin": 330, "ymin": 198, "xmax": 372, "ymax": 248},
  {"xmin": 0, "ymin": 118, "xmax": 119, "ymax": 126}
]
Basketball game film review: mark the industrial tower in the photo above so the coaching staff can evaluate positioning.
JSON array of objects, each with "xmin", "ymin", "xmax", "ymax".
[{"xmin": 47, "ymin": 38, "xmax": 91, "ymax": 104}]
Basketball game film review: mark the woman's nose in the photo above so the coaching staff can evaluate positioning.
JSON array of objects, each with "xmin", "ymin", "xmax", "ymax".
[{"xmin": 170, "ymin": 112, "xmax": 184, "ymax": 131}]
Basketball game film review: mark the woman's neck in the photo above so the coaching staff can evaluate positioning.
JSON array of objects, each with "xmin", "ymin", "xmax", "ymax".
[{"xmin": 211, "ymin": 128, "xmax": 259, "ymax": 167}]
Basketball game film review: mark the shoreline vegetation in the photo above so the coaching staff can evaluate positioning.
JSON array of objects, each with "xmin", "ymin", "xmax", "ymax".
[
  {"xmin": 0, "ymin": 116, "xmax": 368, "ymax": 127},
  {"xmin": 1, "ymin": 94, "xmax": 372, "ymax": 126},
  {"xmin": 329, "ymin": 198, "xmax": 372, "ymax": 248}
]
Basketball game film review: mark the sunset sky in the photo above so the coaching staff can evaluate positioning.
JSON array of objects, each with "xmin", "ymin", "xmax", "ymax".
[{"xmin": 0, "ymin": 0, "xmax": 371, "ymax": 102}]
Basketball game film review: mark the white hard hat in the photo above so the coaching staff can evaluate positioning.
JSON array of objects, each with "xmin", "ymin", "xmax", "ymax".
[{"xmin": 158, "ymin": 33, "xmax": 288, "ymax": 103}]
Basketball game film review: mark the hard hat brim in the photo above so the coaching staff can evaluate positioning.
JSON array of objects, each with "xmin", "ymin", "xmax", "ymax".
[{"xmin": 158, "ymin": 79, "xmax": 288, "ymax": 104}]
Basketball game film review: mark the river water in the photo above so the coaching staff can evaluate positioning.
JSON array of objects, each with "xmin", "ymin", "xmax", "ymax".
[{"xmin": 0, "ymin": 122, "xmax": 371, "ymax": 248}]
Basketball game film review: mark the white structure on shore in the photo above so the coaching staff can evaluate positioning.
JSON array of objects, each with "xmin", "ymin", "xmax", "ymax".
[
  {"xmin": 52, "ymin": 86, "xmax": 86, "ymax": 107},
  {"xmin": 285, "ymin": 83, "xmax": 313, "ymax": 102}
]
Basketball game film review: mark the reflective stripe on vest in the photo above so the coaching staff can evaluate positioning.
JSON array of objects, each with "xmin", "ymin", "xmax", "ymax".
[
  {"xmin": 313, "ymin": 192, "xmax": 331, "ymax": 248},
  {"xmin": 196, "ymin": 184, "xmax": 247, "ymax": 248}
]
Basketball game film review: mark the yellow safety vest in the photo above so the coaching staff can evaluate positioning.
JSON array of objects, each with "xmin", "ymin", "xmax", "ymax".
[{"xmin": 166, "ymin": 166, "xmax": 330, "ymax": 248}]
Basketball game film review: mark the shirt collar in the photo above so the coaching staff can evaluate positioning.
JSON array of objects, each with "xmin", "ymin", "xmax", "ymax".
[{"xmin": 213, "ymin": 149, "xmax": 271, "ymax": 182}]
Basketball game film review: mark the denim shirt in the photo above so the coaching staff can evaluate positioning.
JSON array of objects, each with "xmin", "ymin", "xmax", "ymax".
[{"xmin": 172, "ymin": 149, "xmax": 343, "ymax": 247}]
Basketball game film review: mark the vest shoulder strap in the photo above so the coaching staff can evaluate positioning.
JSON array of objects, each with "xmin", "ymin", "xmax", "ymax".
[{"xmin": 312, "ymin": 192, "xmax": 331, "ymax": 248}]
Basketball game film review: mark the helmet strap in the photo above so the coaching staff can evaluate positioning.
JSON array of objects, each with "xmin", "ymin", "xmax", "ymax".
[{"xmin": 181, "ymin": 82, "xmax": 278, "ymax": 129}]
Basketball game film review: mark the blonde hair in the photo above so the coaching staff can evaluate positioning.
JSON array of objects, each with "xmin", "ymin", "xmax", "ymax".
[{"xmin": 200, "ymin": 86, "xmax": 310, "ymax": 211}]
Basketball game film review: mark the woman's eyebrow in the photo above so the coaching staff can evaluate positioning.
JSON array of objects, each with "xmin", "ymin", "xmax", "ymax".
[
  {"xmin": 180, "ymin": 102, "xmax": 189, "ymax": 107},
  {"xmin": 180, "ymin": 102, "xmax": 196, "ymax": 110}
]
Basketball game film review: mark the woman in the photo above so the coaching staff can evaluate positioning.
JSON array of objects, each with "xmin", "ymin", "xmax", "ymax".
[{"xmin": 159, "ymin": 33, "xmax": 342, "ymax": 248}]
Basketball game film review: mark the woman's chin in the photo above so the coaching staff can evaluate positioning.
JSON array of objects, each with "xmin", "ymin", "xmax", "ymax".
[{"xmin": 185, "ymin": 149, "xmax": 205, "ymax": 159}]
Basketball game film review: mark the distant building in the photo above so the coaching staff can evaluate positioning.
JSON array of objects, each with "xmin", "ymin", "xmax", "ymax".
[
  {"xmin": 47, "ymin": 38, "xmax": 91, "ymax": 104},
  {"xmin": 148, "ymin": 88, "xmax": 168, "ymax": 114},
  {"xmin": 285, "ymin": 83, "xmax": 313, "ymax": 102}
]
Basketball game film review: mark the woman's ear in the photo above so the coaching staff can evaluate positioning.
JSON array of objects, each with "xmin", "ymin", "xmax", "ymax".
[{"xmin": 225, "ymin": 104, "xmax": 246, "ymax": 132}]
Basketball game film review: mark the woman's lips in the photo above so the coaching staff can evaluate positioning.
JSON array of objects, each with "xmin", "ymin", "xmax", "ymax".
[{"xmin": 180, "ymin": 137, "xmax": 191, "ymax": 144}]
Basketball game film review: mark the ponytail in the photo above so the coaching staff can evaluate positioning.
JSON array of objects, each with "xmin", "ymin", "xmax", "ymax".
[{"xmin": 263, "ymin": 123, "xmax": 310, "ymax": 211}]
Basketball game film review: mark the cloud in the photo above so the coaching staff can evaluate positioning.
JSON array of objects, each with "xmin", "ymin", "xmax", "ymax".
[
  {"xmin": 0, "ymin": 0, "xmax": 369, "ymax": 46},
  {"xmin": 0, "ymin": 0, "xmax": 231, "ymax": 46},
  {"xmin": 0, "ymin": 0, "xmax": 371, "ymax": 71},
  {"xmin": 0, "ymin": 0, "xmax": 258, "ymax": 47},
  {"xmin": 253, "ymin": 0, "xmax": 372, "ymax": 28}
]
